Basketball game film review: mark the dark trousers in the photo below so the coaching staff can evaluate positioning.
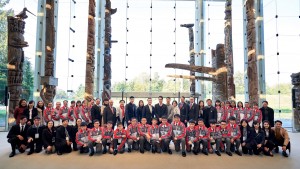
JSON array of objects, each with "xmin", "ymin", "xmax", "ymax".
[
  {"xmin": 113, "ymin": 139, "xmax": 125, "ymax": 152},
  {"xmin": 88, "ymin": 142, "xmax": 102, "ymax": 153},
  {"xmin": 55, "ymin": 141, "xmax": 72, "ymax": 154},
  {"xmin": 186, "ymin": 141, "xmax": 199, "ymax": 152},
  {"xmin": 102, "ymin": 139, "xmax": 112, "ymax": 150},
  {"xmin": 199, "ymin": 139, "xmax": 208, "ymax": 152},
  {"xmin": 230, "ymin": 139, "xmax": 241, "ymax": 152},
  {"xmin": 139, "ymin": 136, "xmax": 151, "ymax": 151},
  {"xmin": 7, "ymin": 137, "xmax": 27, "ymax": 153},
  {"xmin": 242, "ymin": 143, "xmax": 250, "ymax": 154},
  {"xmin": 161, "ymin": 138, "xmax": 171, "ymax": 152},
  {"xmin": 78, "ymin": 145, "xmax": 89, "ymax": 153},
  {"xmin": 209, "ymin": 138, "xmax": 221, "ymax": 151},
  {"xmin": 221, "ymin": 138, "xmax": 231, "ymax": 152},
  {"xmin": 28, "ymin": 139, "xmax": 43, "ymax": 153},
  {"xmin": 264, "ymin": 140, "xmax": 275, "ymax": 151},
  {"xmin": 127, "ymin": 139, "xmax": 139, "ymax": 150},
  {"xmin": 150, "ymin": 139, "xmax": 161, "ymax": 152},
  {"xmin": 173, "ymin": 138, "xmax": 186, "ymax": 152}
]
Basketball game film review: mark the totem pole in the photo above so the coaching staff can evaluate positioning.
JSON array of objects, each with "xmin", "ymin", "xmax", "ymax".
[
  {"xmin": 102, "ymin": 0, "xmax": 117, "ymax": 100},
  {"xmin": 40, "ymin": 0, "xmax": 58, "ymax": 105},
  {"xmin": 291, "ymin": 72, "xmax": 300, "ymax": 132},
  {"xmin": 224, "ymin": 0, "xmax": 235, "ymax": 101},
  {"xmin": 85, "ymin": 0, "xmax": 96, "ymax": 101},
  {"xmin": 180, "ymin": 24, "xmax": 195, "ymax": 96},
  {"xmin": 7, "ymin": 9, "xmax": 28, "ymax": 121},
  {"xmin": 212, "ymin": 44, "xmax": 227, "ymax": 102},
  {"xmin": 246, "ymin": 0, "xmax": 259, "ymax": 105}
]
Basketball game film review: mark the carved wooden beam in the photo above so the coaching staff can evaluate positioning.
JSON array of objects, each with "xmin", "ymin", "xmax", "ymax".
[
  {"xmin": 165, "ymin": 63, "xmax": 216, "ymax": 74},
  {"xmin": 167, "ymin": 75, "xmax": 216, "ymax": 82}
]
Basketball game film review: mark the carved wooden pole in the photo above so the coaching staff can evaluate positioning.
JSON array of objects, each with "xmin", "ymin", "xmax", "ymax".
[
  {"xmin": 7, "ymin": 10, "xmax": 28, "ymax": 120},
  {"xmin": 85, "ymin": 0, "xmax": 96, "ymax": 101},
  {"xmin": 224, "ymin": 0, "xmax": 235, "ymax": 101},
  {"xmin": 102, "ymin": 0, "xmax": 116, "ymax": 100},
  {"xmin": 291, "ymin": 72, "xmax": 300, "ymax": 132},
  {"xmin": 40, "ymin": 0, "xmax": 58, "ymax": 106},
  {"xmin": 246, "ymin": 0, "xmax": 259, "ymax": 105},
  {"xmin": 212, "ymin": 44, "xmax": 227, "ymax": 102}
]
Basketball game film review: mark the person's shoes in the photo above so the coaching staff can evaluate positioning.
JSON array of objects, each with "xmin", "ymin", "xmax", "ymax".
[
  {"xmin": 27, "ymin": 151, "xmax": 34, "ymax": 155},
  {"xmin": 127, "ymin": 148, "xmax": 131, "ymax": 153},
  {"xmin": 168, "ymin": 149, "xmax": 172, "ymax": 155},
  {"xmin": 235, "ymin": 150, "xmax": 242, "ymax": 156},
  {"xmin": 226, "ymin": 151, "xmax": 232, "ymax": 156},
  {"xmin": 9, "ymin": 152, "xmax": 15, "ymax": 158},
  {"xmin": 182, "ymin": 151, "xmax": 186, "ymax": 157},
  {"xmin": 113, "ymin": 149, "xmax": 118, "ymax": 156},
  {"xmin": 249, "ymin": 150, "xmax": 253, "ymax": 155},
  {"xmin": 89, "ymin": 151, "xmax": 94, "ymax": 156},
  {"xmin": 215, "ymin": 151, "xmax": 221, "ymax": 156},
  {"xmin": 202, "ymin": 150, "xmax": 208, "ymax": 156},
  {"xmin": 192, "ymin": 150, "xmax": 198, "ymax": 155},
  {"xmin": 57, "ymin": 151, "xmax": 62, "ymax": 155},
  {"xmin": 73, "ymin": 148, "xmax": 78, "ymax": 151},
  {"xmin": 103, "ymin": 149, "xmax": 107, "ymax": 154},
  {"xmin": 282, "ymin": 151, "xmax": 288, "ymax": 157},
  {"xmin": 140, "ymin": 150, "xmax": 144, "ymax": 154},
  {"xmin": 275, "ymin": 147, "xmax": 279, "ymax": 153}
]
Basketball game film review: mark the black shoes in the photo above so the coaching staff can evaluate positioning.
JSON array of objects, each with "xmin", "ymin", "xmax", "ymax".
[
  {"xmin": 275, "ymin": 147, "xmax": 279, "ymax": 153},
  {"xmin": 27, "ymin": 151, "xmax": 34, "ymax": 155},
  {"xmin": 152, "ymin": 148, "xmax": 155, "ymax": 154},
  {"xmin": 249, "ymin": 150, "xmax": 253, "ymax": 155},
  {"xmin": 226, "ymin": 151, "xmax": 232, "ymax": 156},
  {"xmin": 9, "ymin": 152, "xmax": 15, "ymax": 158},
  {"xmin": 113, "ymin": 149, "xmax": 118, "ymax": 156},
  {"xmin": 235, "ymin": 151, "xmax": 242, "ymax": 156},
  {"xmin": 215, "ymin": 151, "xmax": 221, "ymax": 156},
  {"xmin": 282, "ymin": 151, "xmax": 288, "ymax": 157},
  {"xmin": 89, "ymin": 151, "xmax": 94, "ymax": 156},
  {"xmin": 202, "ymin": 151, "xmax": 208, "ymax": 156},
  {"xmin": 182, "ymin": 151, "xmax": 186, "ymax": 157},
  {"xmin": 57, "ymin": 151, "xmax": 62, "ymax": 155},
  {"xmin": 192, "ymin": 150, "xmax": 198, "ymax": 155},
  {"xmin": 127, "ymin": 148, "xmax": 131, "ymax": 153},
  {"xmin": 102, "ymin": 149, "xmax": 107, "ymax": 154},
  {"xmin": 168, "ymin": 149, "xmax": 172, "ymax": 155},
  {"xmin": 140, "ymin": 150, "xmax": 144, "ymax": 154}
]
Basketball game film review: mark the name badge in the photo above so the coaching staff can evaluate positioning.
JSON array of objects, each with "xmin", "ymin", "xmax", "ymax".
[
  {"xmin": 52, "ymin": 137, "xmax": 55, "ymax": 143},
  {"xmin": 118, "ymin": 138, "xmax": 122, "ymax": 143},
  {"xmin": 152, "ymin": 133, "xmax": 159, "ymax": 139},
  {"xmin": 35, "ymin": 133, "xmax": 39, "ymax": 139},
  {"xmin": 66, "ymin": 137, "xmax": 69, "ymax": 141},
  {"xmin": 243, "ymin": 136, "xmax": 246, "ymax": 141}
]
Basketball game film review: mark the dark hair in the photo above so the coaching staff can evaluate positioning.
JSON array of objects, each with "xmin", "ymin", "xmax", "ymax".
[
  {"xmin": 252, "ymin": 120, "xmax": 261, "ymax": 129},
  {"xmin": 198, "ymin": 118, "xmax": 204, "ymax": 122},
  {"xmin": 61, "ymin": 118, "xmax": 69, "ymax": 123},
  {"xmin": 130, "ymin": 96, "xmax": 134, "ymax": 99},
  {"xmin": 206, "ymin": 99, "xmax": 212, "ymax": 102},
  {"xmin": 152, "ymin": 118, "xmax": 158, "ymax": 121},
  {"xmin": 158, "ymin": 96, "xmax": 163, "ymax": 99},
  {"xmin": 198, "ymin": 100, "xmax": 204, "ymax": 108},
  {"xmin": 131, "ymin": 117, "xmax": 137, "ymax": 121},
  {"xmin": 262, "ymin": 101, "xmax": 268, "ymax": 104},
  {"xmin": 18, "ymin": 99, "xmax": 27, "ymax": 108},
  {"xmin": 166, "ymin": 97, "xmax": 171, "ymax": 99},
  {"xmin": 275, "ymin": 120, "xmax": 282, "ymax": 124},
  {"xmin": 147, "ymin": 97, "xmax": 152, "ymax": 100},
  {"xmin": 93, "ymin": 119, "xmax": 100, "ymax": 123},
  {"xmin": 231, "ymin": 101, "xmax": 236, "ymax": 108},
  {"xmin": 252, "ymin": 102, "xmax": 258, "ymax": 106},
  {"xmin": 46, "ymin": 120, "xmax": 55, "ymax": 131},
  {"xmin": 20, "ymin": 115, "xmax": 27, "ymax": 120},
  {"xmin": 181, "ymin": 96, "xmax": 185, "ymax": 99},
  {"xmin": 138, "ymin": 100, "xmax": 144, "ymax": 107},
  {"xmin": 262, "ymin": 120, "xmax": 271, "ymax": 130},
  {"xmin": 220, "ymin": 120, "xmax": 227, "ymax": 124},
  {"xmin": 36, "ymin": 101, "xmax": 44, "ymax": 109},
  {"xmin": 237, "ymin": 101, "xmax": 244, "ymax": 108},
  {"xmin": 27, "ymin": 100, "xmax": 35, "ymax": 109},
  {"xmin": 76, "ymin": 100, "xmax": 81, "ymax": 107},
  {"xmin": 75, "ymin": 118, "xmax": 82, "ymax": 127},
  {"xmin": 119, "ymin": 100, "xmax": 125, "ymax": 103},
  {"xmin": 240, "ymin": 119, "xmax": 250, "ymax": 131},
  {"xmin": 71, "ymin": 100, "xmax": 76, "ymax": 104},
  {"xmin": 117, "ymin": 122, "xmax": 123, "ymax": 126},
  {"xmin": 33, "ymin": 116, "xmax": 41, "ymax": 120},
  {"xmin": 172, "ymin": 100, "xmax": 178, "ymax": 105}
]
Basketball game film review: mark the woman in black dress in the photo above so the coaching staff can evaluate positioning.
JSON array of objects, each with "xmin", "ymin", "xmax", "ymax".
[
  {"xmin": 42, "ymin": 120, "xmax": 56, "ymax": 154},
  {"xmin": 250, "ymin": 121, "xmax": 265, "ymax": 155},
  {"xmin": 240, "ymin": 119, "xmax": 253, "ymax": 154},
  {"xmin": 23, "ymin": 100, "xmax": 38, "ymax": 125},
  {"xmin": 262, "ymin": 120, "xmax": 275, "ymax": 156},
  {"xmin": 136, "ymin": 100, "xmax": 144, "ymax": 122}
]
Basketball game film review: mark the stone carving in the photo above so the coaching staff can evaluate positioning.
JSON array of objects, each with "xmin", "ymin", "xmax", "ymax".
[
  {"xmin": 85, "ymin": 0, "xmax": 96, "ymax": 101},
  {"xmin": 246, "ymin": 0, "xmax": 259, "ymax": 105},
  {"xmin": 40, "ymin": 0, "xmax": 57, "ymax": 105},
  {"xmin": 212, "ymin": 44, "xmax": 227, "ymax": 102},
  {"xmin": 102, "ymin": 0, "xmax": 117, "ymax": 100},
  {"xmin": 7, "ymin": 9, "xmax": 28, "ymax": 119},
  {"xmin": 224, "ymin": 0, "xmax": 235, "ymax": 101},
  {"xmin": 180, "ymin": 24, "xmax": 195, "ymax": 96},
  {"xmin": 291, "ymin": 72, "xmax": 300, "ymax": 132}
]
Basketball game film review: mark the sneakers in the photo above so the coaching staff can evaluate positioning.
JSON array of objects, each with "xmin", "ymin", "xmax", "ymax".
[
  {"xmin": 140, "ymin": 149, "xmax": 144, "ymax": 154},
  {"xmin": 202, "ymin": 150, "xmax": 208, "ymax": 156},
  {"xmin": 89, "ymin": 151, "xmax": 94, "ymax": 156},
  {"xmin": 127, "ymin": 148, "xmax": 132, "ymax": 153}
]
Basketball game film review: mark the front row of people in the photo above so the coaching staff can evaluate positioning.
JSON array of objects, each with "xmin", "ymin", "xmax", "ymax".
[{"xmin": 7, "ymin": 115, "xmax": 290, "ymax": 158}]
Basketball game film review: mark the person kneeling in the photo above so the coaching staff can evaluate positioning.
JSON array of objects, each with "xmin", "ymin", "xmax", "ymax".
[
  {"xmin": 27, "ymin": 116, "xmax": 45, "ymax": 155},
  {"xmin": 55, "ymin": 118, "xmax": 73, "ymax": 155},
  {"xmin": 88, "ymin": 120, "xmax": 103, "ymax": 156},
  {"xmin": 197, "ymin": 118, "xmax": 209, "ymax": 155},
  {"xmin": 127, "ymin": 117, "xmax": 140, "ymax": 152},
  {"xmin": 272, "ymin": 120, "xmax": 290, "ymax": 157},
  {"xmin": 42, "ymin": 120, "xmax": 56, "ymax": 154},
  {"xmin": 220, "ymin": 120, "xmax": 232, "ymax": 156},
  {"xmin": 171, "ymin": 114, "xmax": 186, "ymax": 157},
  {"xmin": 138, "ymin": 118, "xmax": 151, "ymax": 153},
  {"xmin": 76, "ymin": 122, "xmax": 90, "ymax": 154},
  {"xmin": 112, "ymin": 122, "xmax": 127, "ymax": 155},
  {"xmin": 148, "ymin": 118, "xmax": 161, "ymax": 153},
  {"xmin": 208, "ymin": 120, "xmax": 222, "ymax": 156},
  {"xmin": 102, "ymin": 121, "xmax": 114, "ymax": 154},
  {"xmin": 228, "ymin": 116, "xmax": 242, "ymax": 156},
  {"xmin": 159, "ymin": 116, "xmax": 173, "ymax": 155},
  {"xmin": 186, "ymin": 119, "xmax": 199, "ymax": 155}
]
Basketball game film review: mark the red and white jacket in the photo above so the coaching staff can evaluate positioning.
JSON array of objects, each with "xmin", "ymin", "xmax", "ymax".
[
  {"xmin": 102, "ymin": 127, "xmax": 114, "ymax": 140},
  {"xmin": 43, "ymin": 107, "xmax": 54, "ymax": 123},
  {"xmin": 228, "ymin": 123, "xmax": 241, "ymax": 140},
  {"xmin": 171, "ymin": 121, "xmax": 186, "ymax": 140},
  {"xmin": 207, "ymin": 126, "xmax": 222, "ymax": 140},
  {"xmin": 245, "ymin": 107, "xmax": 254, "ymax": 122},
  {"xmin": 186, "ymin": 126, "xmax": 199, "ymax": 143},
  {"xmin": 148, "ymin": 124, "xmax": 159, "ymax": 140},
  {"xmin": 76, "ymin": 129, "xmax": 89, "ymax": 146},
  {"xmin": 224, "ymin": 106, "xmax": 233, "ymax": 122},
  {"xmin": 220, "ymin": 125, "xmax": 231, "ymax": 139},
  {"xmin": 197, "ymin": 125, "xmax": 209, "ymax": 140},
  {"xmin": 59, "ymin": 106, "xmax": 69, "ymax": 120},
  {"xmin": 138, "ymin": 123, "xmax": 149, "ymax": 137},
  {"xmin": 88, "ymin": 127, "xmax": 103, "ymax": 142},
  {"xmin": 127, "ymin": 124, "xmax": 139, "ymax": 140},
  {"xmin": 252, "ymin": 108, "xmax": 262, "ymax": 123},
  {"xmin": 159, "ymin": 122, "xmax": 172, "ymax": 139},
  {"xmin": 52, "ymin": 108, "xmax": 60, "ymax": 121},
  {"xmin": 67, "ymin": 106, "xmax": 76, "ymax": 121},
  {"xmin": 216, "ymin": 106, "xmax": 227, "ymax": 123}
]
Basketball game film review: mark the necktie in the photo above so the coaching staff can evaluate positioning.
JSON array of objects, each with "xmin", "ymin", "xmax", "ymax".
[
  {"xmin": 65, "ymin": 127, "xmax": 69, "ymax": 138},
  {"xmin": 21, "ymin": 125, "xmax": 24, "ymax": 132}
]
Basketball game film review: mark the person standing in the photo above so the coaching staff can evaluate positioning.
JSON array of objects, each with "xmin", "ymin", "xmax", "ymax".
[
  {"xmin": 166, "ymin": 97, "xmax": 173, "ymax": 121},
  {"xmin": 59, "ymin": 100, "xmax": 69, "ymax": 125},
  {"xmin": 52, "ymin": 102, "xmax": 61, "ymax": 127},
  {"xmin": 91, "ymin": 98, "xmax": 102, "ymax": 126},
  {"xmin": 168, "ymin": 100, "xmax": 180, "ymax": 123},
  {"xmin": 203, "ymin": 99, "xmax": 217, "ymax": 128},
  {"xmin": 43, "ymin": 102, "xmax": 54, "ymax": 124},
  {"xmin": 272, "ymin": 120, "xmax": 290, "ymax": 157},
  {"xmin": 155, "ymin": 96, "xmax": 168, "ymax": 124},
  {"xmin": 14, "ymin": 99, "xmax": 27, "ymax": 125},
  {"xmin": 7, "ymin": 116, "xmax": 29, "ymax": 157},
  {"xmin": 178, "ymin": 96, "xmax": 188, "ymax": 126},
  {"xmin": 142, "ymin": 98, "xmax": 155, "ymax": 125},
  {"xmin": 198, "ymin": 100, "xmax": 205, "ymax": 119},
  {"xmin": 188, "ymin": 97, "xmax": 199, "ymax": 122},
  {"xmin": 101, "ymin": 98, "xmax": 109, "ymax": 126},
  {"xmin": 27, "ymin": 116, "xmax": 45, "ymax": 155},
  {"xmin": 116, "ymin": 100, "xmax": 126, "ymax": 127},
  {"xmin": 36, "ymin": 101, "xmax": 45, "ymax": 123},
  {"xmin": 252, "ymin": 102, "xmax": 263, "ymax": 124},
  {"xmin": 23, "ymin": 100, "xmax": 38, "ymax": 125},
  {"xmin": 125, "ymin": 96, "xmax": 137, "ymax": 127},
  {"xmin": 67, "ymin": 101, "xmax": 76, "ymax": 126},
  {"xmin": 136, "ymin": 100, "xmax": 144, "ymax": 123},
  {"xmin": 103, "ymin": 99, "xmax": 117, "ymax": 129},
  {"xmin": 260, "ymin": 101, "xmax": 275, "ymax": 127}
]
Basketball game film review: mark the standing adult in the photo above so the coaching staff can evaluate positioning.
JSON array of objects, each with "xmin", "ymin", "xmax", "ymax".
[
  {"xmin": 166, "ymin": 97, "xmax": 173, "ymax": 121},
  {"xmin": 155, "ymin": 96, "xmax": 168, "ymax": 124},
  {"xmin": 14, "ymin": 99, "xmax": 27, "ymax": 125},
  {"xmin": 36, "ymin": 101, "xmax": 45, "ymax": 122},
  {"xmin": 116, "ymin": 100, "xmax": 126, "ymax": 127},
  {"xmin": 142, "ymin": 98, "xmax": 155, "ymax": 125},
  {"xmin": 203, "ymin": 99, "xmax": 217, "ymax": 128},
  {"xmin": 23, "ymin": 100, "xmax": 38, "ymax": 125},
  {"xmin": 136, "ymin": 100, "xmax": 144, "ymax": 122},
  {"xmin": 187, "ymin": 97, "xmax": 199, "ymax": 122},
  {"xmin": 260, "ymin": 101, "xmax": 275, "ymax": 127},
  {"xmin": 91, "ymin": 98, "xmax": 102, "ymax": 126},
  {"xmin": 178, "ymin": 96, "xmax": 188, "ymax": 126},
  {"xmin": 103, "ymin": 99, "xmax": 117, "ymax": 129},
  {"xmin": 125, "ymin": 96, "xmax": 137, "ymax": 126}
]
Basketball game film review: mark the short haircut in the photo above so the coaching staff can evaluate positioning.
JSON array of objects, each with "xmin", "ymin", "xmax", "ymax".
[
  {"xmin": 220, "ymin": 120, "xmax": 227, "ymax": 123},
  {"xmin": 71, "ymin": 100, "xmax": 75, "ymax": 104},
  {"xmin": 158, "ymin": 96, "xmax": 163, "ymax": 99},
  {"xmin": 93, "ymin": 119, "xmax": 100, "ymax": 123},
  {"xmin": 130, "ymin": 96, "xmax": 134, "ymax": 99},
  {"xmin": 253, "ymin": 102, "xmax": 258, "ymax": 106},
  {"xmin": 62, "ymin": 118, "xmax": 69, "ymax": 123},
  {"xmin": 206, "ymin": 99, "xmax": 212, "ymax": 102},
  {"xmin": 275, "ymin": 120, "xmax": 282, "ymax": 124},
  {"xmin": 119, "ymin": 100, "xmax": 125, "ymax": 103},
  {"xmin": 262, "ymin": 101, "xmax": 268, "ymax": 104},
  {"xmin": 215, "ymin": 100, "xmax": 221, "ymax": 103},
  {"xmin": 147, "ymin": 97, "xmax": 152, "ymax": 100},
  {"xmin": 198, "ymin": 118, "xmax": 204, "ymax": 122},
  {"xmin": 181, "ymin": 96, "xmax": 185, "ymax": 99},
  {"xmin": 131, "ymin": 117, "xmax": 137, "ymax": 121},
  {"xmin": 20, "ymin": 116, "xmax": 27, "ymax": 120},
  {"xmin": 166, "ymin": 97, "xmax": 170, "ymax": 99},
  {"xmin": 33, "ymin": 116, "xmax": 41, "ymax": 120},
  {"xmin": 117, "ymin": 122, "xmax": 123, "ymax": 126}
]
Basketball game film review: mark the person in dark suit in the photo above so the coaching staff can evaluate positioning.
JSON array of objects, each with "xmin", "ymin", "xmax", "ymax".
[
  {"xmin": 7, "ymin": 116, "xmax": 30, "ymax": 157},
  {"xmin": 154, "ymin": 96, "xmax": 168, "ymax": 124},
  {"xmin": 27, "ymin": 116, "xmax": 45, "ymax": 155},
  {"xmin": 142, "ymin": 98, "xmax": 155, "ymax": 125},
  {"xmin": 260, "ymin": 101, "xmax": 275, "ymax": 127},
  {"xmin": 55, "ymin": 119, "xmax": 73, "ymax": 155},
  {"xmin": 136, "ymin": 100, "xmax": 144, "ymax": 122},
  {"xmin": 178, "ymin": 96, "xmax": 188, "ymax": 126},
  {"xmin": 240, "ymin": 119, "xmax": 253, "ymax": 155},
  {"xmin": 250, "ymin": 121, "xmax": 265, "ymax": 155},
  {"xmin": 203, "ymin": 99, "xmax": 218, "ymax": 128},
  {"xmin": 42, "ymin": 120, "xmax": 56, "ymax": 154},
  {"xmin": 91, "ymin": 98, "xmax": 102, "ymax": 126},
  {"xmin": 125, "ymin": 96, "xmax": 137, "ymax": 126},
  {"xmin": 187, "ymin": 97, "xmax": 199, "ymax": 122},
  {"xmin": 23, "ymin": 100, "xmax": 38, "ymax": 125},
  {"xmin": 103, "ymin": 99, "xmax": 117, "ymax": 129},
  {"xmin": 262, "ymin": 120, "xmax": 275, "ymax": 156}
]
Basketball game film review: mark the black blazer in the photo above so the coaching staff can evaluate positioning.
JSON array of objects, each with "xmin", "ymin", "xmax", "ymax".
[
  {"xmin": 125, "ymin": 103, "xmax": 137, "ymax": 122},
  {"xmin": 154, "ymin": 104, "xmax": 168, "ymax": 119},
  {"xmin": 136, "ymin": 106, "xmax": 144, "ymax": 122},
  {"xmin": 55, "ymin": 125, "xmax": 73, "ymax": 145},
  {"xmin": 7, "ymin": 124, "xmax": 30, "ymax": 143},
  {"xmin": 27, "ymin": 125, "xmax": 45, "ymax": 141},
  {"xmin": 103, "ymin": 106, "xmax": 117, "ymax": 125},
  {"xmin": 260, "ymin": 107, "xmax": 275, "ymax": 127},
  {"xmin": 23, "ymin": 108, "xmax": 38, "ymax": 124},
  {"xmin": 178, "ymin": 102, "xmax": 188, "ymax": 122},
  {"xmin": 203, "ymin": 106, "xmax": 218, "ymax": 128},
  {"xmin": 142, "ymin": 105, "xmax": 155, "ymax": 125},
  {"xmin": 263, "ymin": 129, "xmax": 275, "ymax": 142},
  {"xmin": 240, "ymin": 126, "xmax": 252, "ymax": 144},
  {"xmin": 251, "ymin": 128, "xmax": 265, "ymax": 145},
  {"xmin": 42, "ymin": 127, "xmax": 56, "ymax": 148},
  {"xmin": 188, "ymin": 103, "xmax": 199, "ymax": 121},
  {"xmin": 91, "ymin": 104, "xmax": 102, "ymax": 122}
]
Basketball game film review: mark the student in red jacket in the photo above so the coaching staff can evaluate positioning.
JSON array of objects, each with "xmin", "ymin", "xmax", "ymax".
[
  {"xmin": 127, "ymin": 117, "xmax": 139, "ymax": 152},
  {"xmin": 88, "ymin": 120, "xmax": 103, "ymax": 156},
  {"xmin": 159, "ymin": 116, "xmax": 172, "ymax": 154},
  {"xmin": 197, "ymin": 118, "xmax": 209, "ymax": 155},
  {"xmin": 220, "ymin": 120, "xmax": 232, "ymax": 156},
  {"xmin": 252, "ymin": 102, "xmax": 262, "ymax": 124},
  {"xmin": 171, "ymin": 114, "xmax": 186, "ymax": 157},
  {"xmin": 102, "ymin": 121, "xmax": 114, "ymax": 154},
  {"xmin": 75, "ymin": 122, "xmax": 89, "ymax": 154},
  {"xmin": 112, "ymin": 122, "xmax": 127, "ymax": 155},
  {"xmin": 148, "ymin": 118, "xmax": 160, "ymax": 153},
  {"xmin": 186, "ymin": 119, "xmax": 199, "ymax": 155},
  {"xmin": 208, "ymin": 119, "xmax": 222, "ymax": 156},
  {"xmin": 228, "ymin": 116, "xmax": 242, "ymax": 156},
  {"xmin": 138, "ymin": 117, "xmax": 151, "ymax": 153}
]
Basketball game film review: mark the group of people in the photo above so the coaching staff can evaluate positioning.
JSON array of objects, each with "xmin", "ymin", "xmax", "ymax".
[{"xmin": 7, "ymin": 96, "xmax": 290, "ymax": 158}]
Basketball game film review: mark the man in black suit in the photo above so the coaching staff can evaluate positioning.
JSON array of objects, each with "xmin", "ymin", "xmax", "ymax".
[
  {"xmin": 188, "ymin": 97, "xmax": 199, "ymax": 122},
  {"xmin": 178, "ymin": 96, "xmax": 188, "ymax": 126},
  {"xmin": 260, "ymin": 101, "xmax": 275, "ymax": 127},
  {"xmin": 103, "ymin": 99, "xmax": 117, "ymax": 129},
  {"xmin": 7, "ymin": 116, "xmax": 30, "ymax": 157},
  {"xmin": 125, "ymin": 96, "xmax": 137, "ymax": 126},
  {"xmin": 91, "ymin": 98, "xmax": 102, "ymax": 126},
  {"xmin": 142, "ymin": 98, "xmax": 155, "ymax": 125},
  {"xmin": 154, "ymin": 96, "xmax": 168, "ymax": 124},
  {"xmin": 55, "ymin": 119, "xmax": 73, "ymax": 155},
  {"xmin": 203, "ymin": 99, "xmax": 218, "ymax": 128},
  {"xmin": 27, "ymin": 116, "xmax": 45, "ymax": 155}
]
